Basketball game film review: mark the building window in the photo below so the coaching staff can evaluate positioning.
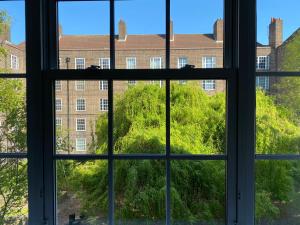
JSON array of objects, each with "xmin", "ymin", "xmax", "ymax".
[
  {"xmin": 202, "ymin": 80, "xmax": 216, "ymax": 91},
  {"xmin": 55, "ymin": 80, "xmax": 62, "ymax": 91},
  {"xmin": 76, "ymin": 98, "xmax": 86, "ymax": 111},
  {"xmin": 150, "ymin": 80, "xmax": 163, "ymax": 88},
  {"xmin": 179, "ymin": 80, "xmax": 187, "ymax": 85},
  {"xmin": 10, "ymin": 55, "xmax": 19, "ymax": 70},
  {"xmin": 59, "ymin": 58, "xmax": 61, "ymax": 68},
  {"xmin": 178, "ymin": 57, "xmax": 188, "ymax": 68},
  {"xmin": 128, "ymin": 80, "xmax": 137, "ymax": 86},
  {"xmin": 100, "ymin": 98, "xmax": 109, "ymax": 111},
  {"xmin": 75, "ymin": 80, "xmax": 85, "ymax": 91},
  {"xmin": 150, "ymin": 57, "xmax": 162, "ymax": 69},
  {"xmin": 202, "ymin": 56, "xmax": 216, "ymax": 68},
  {"xmin": 56, "ymin": 98, "xmax": 62, "ymax": 111},
  {"xmin": 256, "ymin": 56, "xmax": 270, "ymax": 70},
  {"xmin": 99, "ymin": 58, "xmax": 110, "ymax": 69},
  {"xmin": 56, "ymin": 118, "xmax": 62, "ymax": 131},
  {"xmin": 99, "ymin": 80, "xmax": 108, "ymax": 90},
  {"xmin": 126, "ymin": 57, "xmax": 137, "ymax": 69},
  {"xmin": 256, "ymin": 76, "xmax": 270, "ymax": 90},
  {"xmin": 76, "ymin": 138, "xmax": 86, "ymax": 151},
  {"xmin": 75, "ymin": 58, "xmax": 85, "ymax": 69},
  {"xmin": 76, "ymin": 118, "xmax": 86, "ymax": 131}
]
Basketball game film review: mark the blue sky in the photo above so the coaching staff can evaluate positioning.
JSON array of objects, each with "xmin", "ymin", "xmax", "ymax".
[{"xmin": 0, "ymin": 0, "xmax": 300, "ymax": 45}]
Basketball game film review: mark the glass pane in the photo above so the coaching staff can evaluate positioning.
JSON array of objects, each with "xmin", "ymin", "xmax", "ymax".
[
  {"xmin": 257, "ymin": 0, "xmax": 300, "ymax": 72},
  {"xmin": 113, "ymin": 81, "xmax": 166, "ymax": 154},
  {"xmin": 255, "ymin": 160, "xmax": 300, "ymax": 225},
  {"xmin": 170, "ymin": 0, "xmax": 224, "ymax": 69},
  {"xmin": 56, "ymin": 160, "xmax": 108, "ymax": 225},
  {"xmin": 171, "ymin": 160, "xmax": 225, "ymax": 225},
  {"xmin": 115, "ymin": 0, "xmax": 166, "ymax": 69},
  {"xmin": 0, "ymin": 78, "xmax": 26, "ymax": 153},
  {"xmin": 55, "ymin": 80, "xmax": 108, "ymax": 154},
  {"xmin": 0, "ymin": 1, "xmax": 26, "ymax": 74},
  {"xmin": 114, "ymin": 160, "xmax": 165, "ymax": 225},
  {"xmin": 0, "ymin": 159, "xmax": 28, "ymax": 224},
  {"xmin": 170, "ymin": 80, "xmax": 226, "ymax": 154},
  {"xmin": 58, "ymin": 1, "xmax": 109, "ymax": 69},
  {"xmin": 256, "ymin": 77, "xmax": 300, "ymax": 154}
]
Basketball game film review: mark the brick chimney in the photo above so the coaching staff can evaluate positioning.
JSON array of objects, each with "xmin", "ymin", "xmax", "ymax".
[
  {"xmin": 170, "ymin": 20, "xmax": 174, "ymax": 41},
  {"xmin": 269, "ymin": 18, "xmax": 283, "ymax": 48},
  {"xmin": 213, "ymin": 19, "xmax": 223, "ymax": 42},
  {"xmin": 59, "ymin": 24, "xmax": 63, "ymax": 39},
  {"xmin": 118, "ymin": 20, "xmax": 127, "ymax": 41},
  {"xmin": 0, "ymin": 23, "xmax": 11, "ymax": 42}
]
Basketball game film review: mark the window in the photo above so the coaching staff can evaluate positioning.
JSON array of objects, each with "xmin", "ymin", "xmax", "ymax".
[
  {"xmin": 126, "ymin": 57, "xmax": 137, "ymax": 69},
  {"xmin": 58, "ymin": 57, "xmax": 61, "ymax": 68},
  {"xmin": 178, "ymin": 80, "xmax": 187, "ymax": 85},
  {"xmin": 99, "ymin": 80, "xmax": 108, "ymax": 90},
  {"xmin": 256, "ymin": 76, "xmax": 269, "ymax": 90},
  {"xmin": 75, "ymin": 138, "xmax": 86, "ymax": 151},
  {"xmin": 150, "ymin": 80, "xmax": 163, "ymax": 88},
  {"xmin": 76, "ymin": 118, "xmax": 86, "ymax": 131},
  {"xmin": 56, "ymin": 118, "xmax": 62, "ymax": 131},
  {"xmin": 56, "ymin": 98, "xmax": 62, "ymax": 111},
  {"xmin": 150, "ymin": 57, "xmax": 162, "ymax": 69},
  {"xmin": 55, "ymin": 80, "xmax": 61, "ymax": 91},
  {"xmin": 100, "ymin": 98, "xmax": 108, "ymax": 111},
  {"xmin": 75, "ymin": 58, "xmax": 85, "ymax": 69},
  {"xmin": 256, "ymin": 56, "xmax": 269, "ymax": 70},
  {"xmin": 75, "ymin": 80, "xmax": 85, "ymax": 91},
  {"xmin": 202, "ymin": 80, "xmax": 216, "ymax": 91},
  {"xmin": 177, "ymin": 57, "xmax": 188, "ymax": 68},
  {"xmin": 128, "ymin": 80, "xmax": 137, "ymax": 86},
  {"xmin": 76, "ymin": 98, "xmax": 86, "ymax": 111},
  {"xmin": 10, "ymin": 55, "xmax": 19, "ymax": 70},
  {"xmin": 99, "ymin": 58, "xmax": 110, "ymax": 69},
  {"xmin": 202, "ymin": 56, "xmax": 216, "ymax": 68}
]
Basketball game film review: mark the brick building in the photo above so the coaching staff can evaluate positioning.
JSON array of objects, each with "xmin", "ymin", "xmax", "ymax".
[{"xmin": 0, "ymin": 18, "xmax": 284, "ymax": 153}]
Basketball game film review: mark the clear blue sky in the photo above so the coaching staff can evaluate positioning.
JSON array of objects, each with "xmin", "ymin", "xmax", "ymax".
[{"xmin": 1, "ymin": 0, "xmax": 300, "ymax": 45}]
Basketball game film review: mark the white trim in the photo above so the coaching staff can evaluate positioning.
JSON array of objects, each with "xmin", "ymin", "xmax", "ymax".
[
  {"xmin": 55, "ymin": 80, "xmax": 62, "ymax": 91},
  {"xmin": 99, "ymin": 80, "xmax": 108, "ymax": 90},
  {"xmin": 75, "ymin": 80, "xmax": 85, "ymax": 91},
  {"xmin": 99, "ymin": 58, "xmax": 110, "ymax": 69},
  {"xmin": 76, "ymin": 98, "xmax": 86, "ymax": 111},
  {"xmin": 256, "ymin": 56, "xmax": 270, "ymax": 70},
  {"xmin": 202, "ymin": 80, "xmax": 216, "ymax": 91},
  {"xmin": 100, "ymin": 98, "xmax": 109, "ymax": 111},
  {"xmin": 177, "ymin": 57, "xmax": 188, "ymax": 69},
  {"xmin": 75, "ymin": 58, "xmax": 86, "ymax": 69},
  {"xmin": 202, "ymin": 56, "xmax": 216, "ymax": 69},
  {"xmin": 56, "ymin": 117, "xmax": 62, "ymax": 131},
  {"xmin": 10, "ymin": 54, "xmax": 19, "ymax": 70},
  {"xmin": 150, "ymin": 57, "xmax": 162, "ymax": 69},
  {"xmin": 55, "ymin": 98, "xmax": 62, "ymax": 111},
  {"xmin": 126, "ymin": 57, "xmax": 137, "ymax": 69},
  {"xmin": 75, "ymin": 138, "xmax": 86, "ymax": 151},
  {"xmin": 76, "ymin": 118, "xmax": 86, "ymax": 132}
]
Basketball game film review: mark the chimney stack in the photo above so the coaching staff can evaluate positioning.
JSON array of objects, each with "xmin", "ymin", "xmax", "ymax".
[
  {"xmin": 118, "ymin": 20, "xmax": 127, "ymax": 41},
  {"xmin": 0, "ymin": 23, "xmax": 11, "ymax": 42},
  {"xmin": 269, "ymin": 18, "xmax": 283, "ymax": 48},
  {"xmin": 59, "ymin": 24, "xmax": 63, "ymax": 39},
  {"xmin": 170, "ymin": 20, "xmax": 174, "ymax": 41},
  {"xmin": 214, "ymin": 19, "xmax": 223, "ymax": 42}
]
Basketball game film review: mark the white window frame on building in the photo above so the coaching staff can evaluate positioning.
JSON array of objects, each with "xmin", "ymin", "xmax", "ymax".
[
  {"xmin": 202, "ymin": 80, "xmax": 216, "ymax": 91},
  {"xmin": 75, "ymin": 80, "xmax": 85, "ymax": 91},
  {"xmin": 99, "ymin": 58, "xmax": 110, "ymax": 69},
  {"xmin": 150, "ymin": 57, "xmax": 162, "ymax": 69},
  {"xmin": 55, "ymin": 98, "xmax": 62, "ymax": 111},
  {"xmin": 177, "ymin": 57, "xmax": 188, "ymax": 69},
  {"xmin": 178, "ymin": 80, "xmax": 187, "ymax": 85},
  {"xmin": 256, "ymin": 56, "xmax": 270, "ymax": 70},
  {"xmin": 126, "ymin": 57, "xmax": 137, "ymax": 69},
  {"xmin": 99, "ymin": 80, "xmax": 108, "ymax": 90},
  {"xmin": 128, "ymin": 80, "xmax": 137, "ymax": 86},
  {"xmin": 58, "ymin": 57, "xmax": 61, "ymax": 69},
  {"xmin": 76, "ymin": 98, "xmax": 86, "ymax": 111},
  {"xmin": 76, "ymin": 118, "xmax": 86, "ymax": 132},
  {"xmin": 56, "ymin": 118, "xmax": 62, "ymax": 131},
  {"xmin": 75, "ymin": 58, "xmax": 85, "ymax": 69},
  {"xmin": 75, "ymin": 138, "xmax": 86, "ymax": 151},
  {"xmin": 100, "ymin": 98, "xmax": 109, "ymax": 111},
  {"xmin": 10, "ymin": 54, "xmax": 19, "ymax": 70},
  {"xmin": 55, "ymin": 80, "xmax": 61, "ymax": 91},
  {"xmin": 256, "ymin": 76, "xmax": 270, "ymax": 90}
]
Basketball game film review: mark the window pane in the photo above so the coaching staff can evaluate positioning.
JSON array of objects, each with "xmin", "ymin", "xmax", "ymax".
[
  {"xmin": 113, "ymin": 81, "xmax": 166, "ymax": 154},
  {"xmin": 256, "ymin": 77, "xmax": 300, "ymax": 154},
  {"xmin": 58, "ymin": 1, "xmax": 109, "ymax": 69},
  {"xmin": 0, "ymin": 159, "xmax": 28, "ymax": 224},
  {"xmin": 56, "ymin": 160, "xmax": 108, "ymax": 225},
  {"xmin": 115, "ymin": 0, "xmax": 165, "ymax": 69},
  {"xmin": 170, "ymin": 80, "xmax": 226, "ymax": 154},
  {"xmin": 170, "ymin": 0, "xmax": 224, "ymax": 69},
  {"xmin": 0, "ymin": 1, "xmax": 26, "ymax": 74},
  {"xmin": 255, "ymin": 160, "xmax": 300, "ymax": 225},
  {"xmin": 55, "ymin": 80, "xmax": 108, "ymax": 154},
  {"xmin": 114, "ymin": 160, "xmax": 165, "ymax": 225},
  {"xmin": 0, "ymin": 78, "xmax": 26, "ymax": 153},
  {"xmin": 171, "ymin": 160, "xmax": 225, "ymax": 224},
  {"xmin": 257, "ymin": 0, "xmax": 300, "ymax": 72}
]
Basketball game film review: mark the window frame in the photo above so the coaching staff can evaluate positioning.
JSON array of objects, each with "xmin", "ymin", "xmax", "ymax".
[
  {"xmin": 99, "ymin": 58, "xmax": 111, "ymax": 69},
  {"xmin": 126, "ymin": 57, "xmax": 137, "ymax": 69},
  {"xmin": 75, "ymin": 118, "xmax": 86, "ymax": 132},
  {"xmin": 75, "ymin": 138, "xmax": 86, "ymax": 151},
  {"xmin": 10, "ymin": 54, "xmax": 19, "ymax": 70},
  {"xmin": 75, "ymin": 57, "xmax": 86, "ymax": 69},
  {"xmin": 76, "ymin": 98, "xmax": 86, "ymax": 111},
  {"xmin": 100, "ymin": 98, "xmax": 109, "ymax": 111},
  {"xmin": 75, "ymin": 80, "xmax": 85, "ymax": 91}
]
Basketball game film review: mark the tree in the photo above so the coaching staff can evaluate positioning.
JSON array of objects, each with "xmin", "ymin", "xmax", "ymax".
[{"xmin": 59, "ymin": 83, "xmax": 300, "ymax": 224}]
